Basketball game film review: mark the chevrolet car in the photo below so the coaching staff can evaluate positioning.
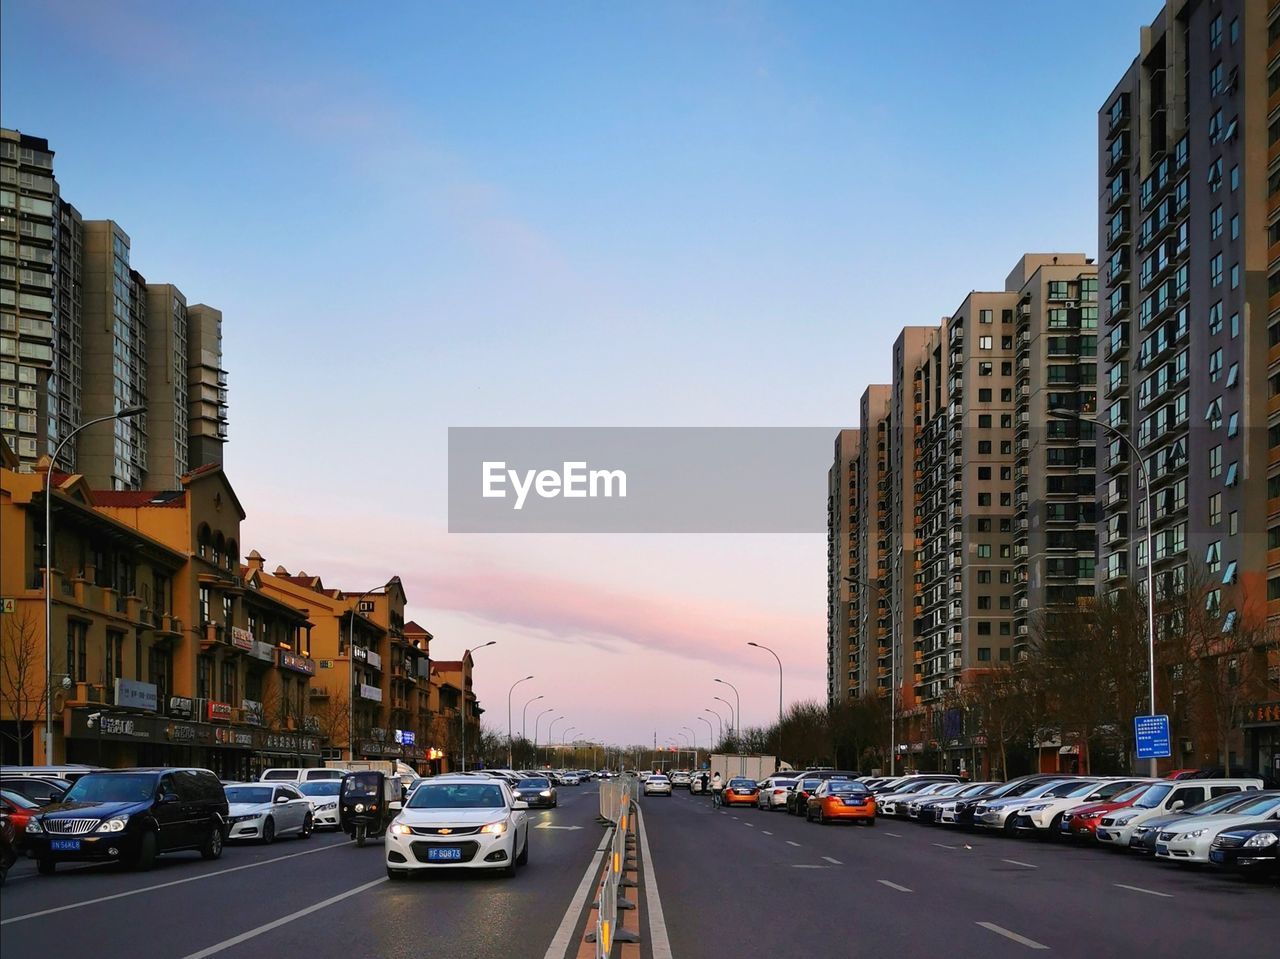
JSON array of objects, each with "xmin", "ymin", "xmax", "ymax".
[{"xmin": 385, "ymin": 777, "xmax": 529, "ymax": 878}]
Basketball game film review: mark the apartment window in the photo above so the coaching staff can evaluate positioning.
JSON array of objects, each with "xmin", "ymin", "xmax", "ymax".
[
  {"xmin": 1230, "ymin": 264, "xmax": 1239, "ymax": 290},
  {"xmin": 978, "ymin": 441, "xmax": 992, "ymax": 454},
  {"xmin": 978, "ymin": 596, "xmax": 992, "ymax": 610},
  {"xmin": 978, "ymin": 414, "xmax": 992, "ymax": 428},
  {"xmin": 1210, "ymin": 63, "xmax": 1224, "ymax": 96},
  {"xmin": 1230, "ymin": 215, "xmax": 1239, "ymax": 241},
  {"xmin": 1002, "ymin": 309, "xmax": 1014, "ymax": 324},
  {"xmin": 977, "ymin": 571, "xmax": 992, "ymax": 584},
  {"xmin": 977, "ymin": 622, "xmax": 992, "ymax": 636},
  {"xmin": 1231, "ymin": 313, "xmax": 1239, "ymax": 338},
  {"xmin": 1227, "ymin": 412, "xmax": 1239, "ymax": 438},
  {"xmin": 1229, "ymin": 511, "xmax": 1238, "ymax": 536},
  {"xmin": 977, "ymin": 545, "xmax": 992, "ymax": 558},
  {"xmin": 1000, "ymin": 492, "xmax": 1012, "ymax": 507},
  {"xmin": 1209, "ymin": 445, "xmax": 1223, "ymax": 478},
  {"xmin": 979, "ymin": 389, "xmax": 992, "ymax": 402},
  {"xmin": 979, "ymin": 336, "xmax": 992, "ymax": 350},
  {"xmin": 1208, "ymin": 109, "xmax": 1223, "ymax": 144},
  {"xmin": 1225, "ymin": 462, "xmax": 1238, "ymax": 487},
  {"xmin": 1001, "ymin": 336, "xmax": 1013, "ymax": 350},
  {"xmin": 223, "ymin": 594, "xmax": 234, "ymax": 626},
  {"xmin": 999, "ymin": 571, "xmax": 1012, "ymax": 584},
  {"xmin": 1209, "ymin": 301, "xmax": 1223, "ymax": 335},
  {"xmin": 1000, "ymin": 361, "xmax": 1012, "ymax": 376},
  {"xmin": 978, "ymin": 494, "xmax": 991, "ymax": 507},
  {"xmin": 1209, "ymin": 493, "xmax": 1222, "ymax": 526},
  {"xmin": 1048, "ymin": 281, "xmax": 1069, "ymax": 300},
  {"xmin": 999, "ymin": 595, "xmax": 1011, "ymax": 609},
  {"xmin": 978, "ymin": 362, "xmax": 992, "ymax": 376},
  {"xmin": 1230, "ymin": 17, "xmax": 1239, "ymax": 43},
  {"xmin": 66, "ymin": 620, "xmax": 87, "ymax": 684},
  {"xmin": 1210, "ymin": 254, "xmax": 1223, "ymax": 287},
  {"xmin": 1209, "ymin": 13, "xmax": 1222, "ymax": 48},
  {"xmin": 1000, "ymin": 441, "xmax": 1012, "ymax": 455},
  {"xmin": 1209, "ymin": 349, "xmax": 1223, "ymax": 380},
  {"xmin": 979, "ymin": 309, "xmax": 993, "ymax": 324},
  {"xmin": 1210, "ymin": 205, "xmax": 1223, "ymax": 239},
  {"xmin": 1208, "ymin": 159, "xmax": 1223, "ymax": 190},
  {"xmin": 197, "ymin": 656, "xmax": 213, "ymax": 699},
  {"xmin": 105, "ymin": 630, "xmax": 124, "ymax": 683},
  {"xmin": 221, "ymin": 660, "xmax": 236, "ymax": 705},
  {"xmin": 978, "ymin": 467, "xmax": 992, "ymax": 480},
  {"xmin": 999, "ymin": 518, "xmax": 1011, "ymax": 533},
  {"xmin": 1000, "ymin": 414, "xmax": 1012, "ymax": 428},
  {"xmin": 1205, "ymin": 542, "xmax": 1222, "ymax": 573},
  {"xmin": 1230, "ymin": 165, "xmax": 1238, "ymax": 191},
  {"xmin": 199, "ymin": 586, "xmax": 211, "ymax": 625},
  {"xmin": 977, "ymin": 647, "xmax": 992, "ymax": 661},
  {"xmin": 1000, "ymin": 389, "xmax": 1012, "ymax": 402},
  {"xmin": 1226, "ymin": 362, "xmax": 1238, "ymax": 388}
]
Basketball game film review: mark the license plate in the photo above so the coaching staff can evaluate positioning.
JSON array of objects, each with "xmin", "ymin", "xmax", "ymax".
[
  {"xmin": 1210, "ymin": 850, "xmax": 1225, "ymax": 863},
  {"xmin": 427, "ymin": 846, "xmax": 463, "ymax": 862},
  {"xmin": 1059, "ymin": 821, "xmax": 1070, "ymax": 832},
  {"xmin": 50, "ymin": 839, "xmax": 81, "ymax": 851},
  {"xmin": 1156, "ymin": 844, "xmax": 1168, "ymax": 856}
]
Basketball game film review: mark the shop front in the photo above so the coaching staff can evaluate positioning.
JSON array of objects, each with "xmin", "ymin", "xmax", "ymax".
[{"xmin": 1243, "ymin": 700, "xmax": 1280, "ymax": 784}]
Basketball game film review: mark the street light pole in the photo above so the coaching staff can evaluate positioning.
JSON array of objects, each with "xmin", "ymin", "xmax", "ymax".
[
  {"xmin": 682, "ymin": 725, "xmax": 696, "ymax": 768},
  {"xmin": 521, "ymin": 693, "xmax": 544, "ymax": 764},
  {"xmin": 458, "ymin": 640, "xmax": 496, "ymax": 771},
  {"xmin": 533, "ymin": 707, "xmax": 554, "ymax": 766},
  {"xmin": 44, "ymin": 405, "xmax": 145, "ymax": 765},
  {"xmin": 346, "ymin": 576, "xmax": 400, "ymax": 762},
  {"xmin": 547, "ymin": 716, "xmax": 566, "ymax": 765},
  {"xmin": 697, "ymin": 716, "xmax": 714, "ymax": 766},
  {"xmin": 704, "ymin": 707, "xmax": 724, "ymax": 745},
  {"xmin": 561, "ymin": 727, "xmax": 576, "ymax": 766},
  {"xmin": 507, "ymin": 675, "xmax": 534, "ymax": 769},
  {"xmin": 1050, "ymin": 408, "xmax": 1158, "ymax": 777},
  {"xmin": 748, "ymin": 642, "xmax": 783, "ymax": 765},
  {"xmin": 713, "ymin": 696, "xmax": 735, "ymax": 742},
  {"xmin": 715, "ymin": 678, "xmax": 742, "ymax": 776}
]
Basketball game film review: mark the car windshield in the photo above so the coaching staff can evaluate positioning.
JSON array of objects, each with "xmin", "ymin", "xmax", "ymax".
[
  {"xmin": 1227, "ymin": 795, "xmax": 1280, "ymax": 818},
  {"xmin": 1132, "ymin": 783, "xmax": 1174, "ymax": 808},
  {"xmin": 1021, "ymin": 780, "xmax": 1072, "ymax": 799},
  {"xmin": 1110, "ymin": 783, "xmax": 1151, "ymax": 804},
  {"xmin": 298, "ymin": 781, "xmax": 341, "ymax": 797},
  {"xmin": 1062, "ymin": 781, "xmax": 1103, "ymax": 798},
  {"xmin": 408, "ymin": 783, "xmax": 506, "ymax": 809},
  {"xmin": 774, "ymin": 779, "xmax": 797, "ymax": 788},
  {"xmin": 517, "ymin": 779, "xmax": 550, "ymax": 789},
  {"xmin": 226, "ymin": 786, "xmax": 274, "ymax": 804},
  {"xmin": 342, "ymin": 773, "xmax": 382, "ymax": 796},
  {"xmin": 729, "ymin": 779, "xmax": 756, "ymax": 788},
  {"xmin": 2, "ymin": 789, "xmax": 40, "ymax": 809},
  {"xmin": 63, "ymin": 773, "xmax": 157, "ymax": 804},
  {"xmin": 830, "ymin": 782, "xmax": 869, "ymax": 794},
  {"xmin": 801, "ymin": 779, "xmax": 821, "ymax": 790}
]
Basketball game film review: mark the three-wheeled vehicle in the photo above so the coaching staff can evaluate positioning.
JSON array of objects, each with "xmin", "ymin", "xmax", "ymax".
[{"xmin": 338, "ymin": 770, "xmax": 402, "ymax": 846}]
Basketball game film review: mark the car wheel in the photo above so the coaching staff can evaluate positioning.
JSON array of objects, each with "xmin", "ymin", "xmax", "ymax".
[
  {"xmin": 386, "ymin": 867, "xmax": 408, "ymax": 880},
  {"xmin": 1003, "ymin": 816, "xmax": 1017, "ymax": 836},
  {"xmin": 37, "ymin": 858, "xmax": 55, "ymax": 876},
  {"xmin": 299, "ymin": 814, "xmax": 314, "ymax": 840},
  {"xmin": 1047, "ymin": 814, "xmax": 1063, "ymax": 839},
  {"xmin": 866, "ymin": 816, "xmax": 877, "ymax": 827},
  {"xmin": 134, "ymin": 830, "xmax": 158, "ymax": 871},
  {"xmin": 263, "ymin": 817, "xmax": 276, "ymax": 844},
  {"xmin": 516, "ymin": 835, "xmax": 529, "ymax": 866},
  {"xmin": 201, "ymin": 822, "xmax": 225, "ymax": 860}
]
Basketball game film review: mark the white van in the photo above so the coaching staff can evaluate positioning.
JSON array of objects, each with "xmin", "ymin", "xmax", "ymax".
[
  {"xmin": 1094, "ymin": 778, "xmax": 1263, "ymax": 848},
  {"xmin": 259, "ymin": 767, "xmax": 346, "ymax": 783}
]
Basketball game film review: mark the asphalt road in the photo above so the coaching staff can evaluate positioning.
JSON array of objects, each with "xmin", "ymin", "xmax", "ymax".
[
  {"xmin": 0, "ymin": 782, "xmax": 609, "ymax": 959},
  {"xmin": 640, "ymin": 788, "xmax": 1278, "ymax": 956}
]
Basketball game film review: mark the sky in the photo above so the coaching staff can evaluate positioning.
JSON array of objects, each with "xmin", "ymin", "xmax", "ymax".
[{"xmin": 1, "ymin": 0, "xmax": 1157, "ymax": 750}]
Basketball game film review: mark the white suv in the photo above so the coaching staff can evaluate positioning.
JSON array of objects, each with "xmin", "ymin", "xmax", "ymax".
[{"xmin": 1095, "ymin": 778, "xmax": 1263, "ymax": 848}]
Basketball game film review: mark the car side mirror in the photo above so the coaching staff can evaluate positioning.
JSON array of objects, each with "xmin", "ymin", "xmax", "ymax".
[
  {"xmin": 512, "ymin": 800, "xmax": 529, "ymax": 810},
  {"xmin": 1169, "ymin": 800, "xmax": 1184, "ymax": 811},
  {"xmin": 389, "ymin": 801, "xmax": 402, "ymax": 811},
  {"xmin": 275, "ymin": 796, "xmax": 291, "ymax": 804},
  {"xmin": 158, "ymin": 792, "xmax": 179, "ymax": 805}
]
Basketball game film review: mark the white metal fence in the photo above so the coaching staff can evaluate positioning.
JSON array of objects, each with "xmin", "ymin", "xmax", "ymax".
[{"xmin": 590, "ymin": 774, "xmax": 642, "ymax": 957}]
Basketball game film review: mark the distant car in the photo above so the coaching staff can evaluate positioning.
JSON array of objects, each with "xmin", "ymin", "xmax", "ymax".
[
  {"xmin": 1012, "ymin": 780, "xmax": 1146, "ymax": 837},
  {"xmin": 1, "ymin": 776, "xmax": 70, "ymax": 805},
  {"xmin": 260, "ymin": 767, "xmax": 345, "ymax": 783},
  {"xmin": 806, "ymin": 780, "xmax": 876, "ymax": 825},
  {"xmin": 943, "ymin": 775, "xmax": 1069, "ymax": 828},
  {"xmin": 973, "ymin": 779, "xmax": 1083, "ymax": 833},
  {"xmin": 643, "ymin": 775, "xmax": 673, "ymax": 797},
  {"xmin": 670, "ymin": 771, "xmax": 692, "ymax": 788},
  {"xmin": 1209, "ymin": 819, "xmax": 1280, "ymax": 877},
  {"xmin": 560, "ymin": 772, "xmax": 583, "ymax": 786},
  {"xmin": 928, "ymin": 783, "xmax": 1002, "ymax": 825},
  {"xmin": 757, "ymin": 777, "xmax": 798, "ymax": 810},
  {"xmin": 512, "ymin": 778, "xmax": 558, "ymax": 808},
  {"xmin": 23, "ymin": 767, "xmax": 228, "ymax": 873},
  {"xmin": 225, "ymin": 783, "xmax": 314, "ymax": 843},
  {"xmin": 786, "ymin": 778, "xmax": 825, "ymax": 815},
  {"xmin": 1153, "ymin": 793, "xmax": 1280, "ymax": 864},
  {"xmin": 1060, "ymin": 781, "xmax": 1156, "ymax": 840},
  {"xmin": 722, "ymin": 778, "xmax": 760, "ymax": 807},
  {"xmin": 878, "ymin": 780, "xmax": 960, "ymax": 817},
  {"xmin": 1127, "ymin": 791, "xmax": 1268, "ymax": 855},
  {"xmin": 905, "ymin": 783, "xmax": 972, "ymax": 820},
  {"xmin": 296, "ymin": 780, "xmax": 343, "ymax": 829}
]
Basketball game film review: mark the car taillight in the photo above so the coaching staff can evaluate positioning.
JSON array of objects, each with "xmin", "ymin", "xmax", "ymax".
[{"xmin": 773, "ymin": 789, "xmax": 786, "ymax": 795}]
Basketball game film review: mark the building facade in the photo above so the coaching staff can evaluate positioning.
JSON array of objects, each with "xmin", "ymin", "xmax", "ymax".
[{"xmin": 826, "ymin": 427, "xmax": 861, "ymax": 705}]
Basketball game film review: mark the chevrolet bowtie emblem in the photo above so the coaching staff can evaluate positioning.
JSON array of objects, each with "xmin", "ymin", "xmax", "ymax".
[{"xmin": 437, "ymin": 828, "xmax": 453, "ymax": 835}]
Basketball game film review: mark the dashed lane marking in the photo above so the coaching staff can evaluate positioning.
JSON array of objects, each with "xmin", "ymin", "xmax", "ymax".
[
  {"xmin": 977, "ymin": 922, "xmax": 1049, "ymax": 950},
  {"xmin": 762, "ymin": 831, "xmax": 773, "ymax": 835},
  {"xmin": 932, "ymin": 842, "xmax": 958, "ymax": 849},
  {"xmin": 1002, "ymin": 859, "xmax": 1038, "ymax": 869},
  {"xmin": 877, "ymin": 880, "xmax": 912, "ymax": 893},
  {"xmin": 885, "ymin": 831, "xmax": 903, "ymax": 837},
  {"xmin": 822, "ymin": 856, "xmax": 843, "ymax": 865},
  {"xmin": 786, "ymin": 840, "xmax": 802, "ymax": 847},
  {"xmin": 1113, "ymin": 883, "xmax": 1173, "ymax": 898}
]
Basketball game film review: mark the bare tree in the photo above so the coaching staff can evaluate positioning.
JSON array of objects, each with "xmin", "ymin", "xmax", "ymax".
[
  {"xmin": 960, "ymin": 662, "xmax": 1037, "ymax": 781},
  {"xmin": 0, "ymin": 609, "xmax": 49, "ymax": 765},
  {"xmin": 311, "ymin": 689, "xmax": 351, "ymax": 755}
]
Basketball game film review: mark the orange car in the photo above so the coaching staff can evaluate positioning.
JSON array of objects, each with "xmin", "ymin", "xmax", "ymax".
[
  {"xmin": 806, "ymin": 781, "xmax": 877, "ymax": 825},
  {"xmin": 722, "ymin": 777, "xmax": 761, "ymax": 806}
]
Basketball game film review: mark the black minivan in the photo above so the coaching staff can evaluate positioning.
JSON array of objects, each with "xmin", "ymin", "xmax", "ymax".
[{"xmin": 24, "ymin": 768, "xmax": 228, "ymax": 873}]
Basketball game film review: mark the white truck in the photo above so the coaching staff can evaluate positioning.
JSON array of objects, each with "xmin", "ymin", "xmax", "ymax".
[
  {"xmin": 709, "ymin": 754, "xmax": 778, "ymax": 782},
  {"xmin": 324, "ymin": 759, "xmax": 418, "ymax": 790}
]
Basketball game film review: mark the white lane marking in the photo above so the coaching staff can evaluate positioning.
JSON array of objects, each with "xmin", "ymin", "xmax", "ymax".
[
  {"xmin": 1113, "ymin": 882, "xmax": 1173, "ymax": 899},
  {"xmin": 180, "ymin": 878, "xmax": 385, "ymax": 958},
  {"xmin": 1, "ymin": 839, "xmax": 351, "ymax": 925},
  {"xmin": 762, "ymin": 830, "xmax": 773, "ymax": 835},
  {"xmin": 534, "ymin": 823, "xmax": 584, "ymax": 830},
  {"xmin": 786, "ymin": 840, "xmax": 802, "ymax": 847},
  {"xmin": 1002, "ymin": 859, "xmax": 1038, "ymax": 869},
  {"xmin": 877, "ymin": 879, "xmax": 912, "ymax": 893},
  {"xmin": 791, "ymin": 864, "xmax": 828, "ymax": 869},
  {"xmin": 885, "ymin": 831, "xmax": 903, "ymax": 837},
  {"xmin": 743, "ymin": 821, "xmax": 754, "ymax": 827},
  {"xmin": 540, "ymin": 829, "xmax": 611, "ymax": 959},
  {"xmin": 976, "ymin": 921, "xmax": 1049, "ymax": 950},
  {"xmin": 634, "ymin": 804, "xmax": 673, "ymax": 959},
  {"xmin": 730, "ymin": 815, "xmax": 739, "ymax": 820},
  {"xmin": 932, "ymin": 842, "xmax": 958, "ymax": 849},
  {"xmin": 822, "ymin": 856, "xmax": 843, "ymax": 865}
]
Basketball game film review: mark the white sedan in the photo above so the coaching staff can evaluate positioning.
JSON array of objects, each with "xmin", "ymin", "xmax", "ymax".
[
  {"xmin": 296, "ymin": 780, "xmax": 343, "ymax": 829},
  {"xmin": 1154, "ymin": 793, "xmax": 1280, "ymax": 864},
  {"xmin": 224, "ymin": 783, "xmax": 314, "ymax": 843},
  {"xmin": 1011, "ymin": 779, "xmax": 1143, "ymax": 835},
  {"xmin": 385, "ymin": 777, "xmax": 529, "ymax": 879},
  {"xmin": 643, "ymin": 775, "xmax": 673, "ymax": 796},
  {"xmin": 757, "ymin": 777, "xmax": 798, "ymax": 810}
]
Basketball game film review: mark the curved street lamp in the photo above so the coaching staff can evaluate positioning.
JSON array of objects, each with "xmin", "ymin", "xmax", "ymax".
[
  {"xmin": 704, "ymin": 706, "xmax": 724, "ymax": 744},
  {"xmin": 533, "ymin": 707, "xmax": 555, "ymax": 763},
  {"xmin": 748, "ymin": 642, "xmax": 784, "ymax": 763},
  {"xmin": 458, "ymin": 641, "xmax": 496, "ymax": 771},
  {"xmin": 521, "ymin": 693, "xmax": 544, "ymax": 741},
  {"xmin": 507, "ymin": 675, "xmax": 534, "ymax": 768},
  {"xmin": 713, "ymin": 695, "xmax": 736, "ymax": 740}
]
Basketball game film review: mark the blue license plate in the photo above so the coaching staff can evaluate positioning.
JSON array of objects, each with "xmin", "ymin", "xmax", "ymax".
[
  {"xmin": 427, "ymin": 846, "xmax": 463, "ymax": 862},
  {"xmin": 1156, "ymin": 844, "xmax": 1168, "ymax": 856},
  {"xmin": 1210, "ymin": 850, "xmax": 1225, "ymax": 863},
  {"xmin": 50, "ymin": 839, "xmax": 81, "ymax": 852},
  {"xmin": 1059, "ymin": 820, "xmax": 1071, "ymax": 832}
]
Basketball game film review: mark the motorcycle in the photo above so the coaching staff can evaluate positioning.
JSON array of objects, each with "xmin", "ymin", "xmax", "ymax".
[
  {"xmin": 0, "ymin": 811, "xmax": 17, "ymax": 887},
  {"xmin": 338, "ymin": 770, "xmax": 402, "ymax": 847}
]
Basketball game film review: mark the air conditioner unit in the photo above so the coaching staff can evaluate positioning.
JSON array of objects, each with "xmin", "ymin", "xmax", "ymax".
[{"xmin": 1064, "ymin": 299, "xmax": 1078, "ymax": 309}]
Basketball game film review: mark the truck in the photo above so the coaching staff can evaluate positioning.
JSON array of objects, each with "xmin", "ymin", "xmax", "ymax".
[
  {"xmin": 708, "ymin": 754, "xmax": 778, "ymax": 782},
  {"xmin": 323, "ymin": 759, "xmax": 418, "ymax": 790}
]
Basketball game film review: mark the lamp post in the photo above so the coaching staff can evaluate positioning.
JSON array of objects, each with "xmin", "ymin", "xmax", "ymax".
[
  {"xmin": 704, "ymin": 707, "xmax": 724, "ymax": 745},
  {"xmin": 345, "ymin": 576, "xmax": 401, "ymax": 762},
  {"xmin": 507, "ymin": 675, "xmax": 534, "ymax": 769},
  {"xmin": 561, "ymin": 726, "xmax": 576, "ymax": 766},
  {"xmin": 715, "ymin": 679, "xmax": 742, "ymax": 777},
  {"xmin": 748, "ymin": 641, "xmax": 783, "ymax": 765},
  {"xmin": 682, "ymin": 725, "xmax": 697, "ymax": 767},
  {"xmin": 697, "ymin": 716, "xmax": 714, "ymax": 766},
  {"xmin": 458, "ymin": 640, "xmax": 496, "ymax": 771},
  {"xmin": 548, "ymin": 716, "xmax": 566, "ymax": 765},
  {"xmin": 521, "ymin": 693, "xmax": 544, "ymax": 764},
  {"xmin": 533, "ymin": 707, "xmax": 554, "ymax": 766},
  {"xmin": 44, "ymin": 405, "xmax": 145, "ymax": 765},
  {"xmin": 1049, "ymin": 408, "xmax": 1158, "ymax": 777}
]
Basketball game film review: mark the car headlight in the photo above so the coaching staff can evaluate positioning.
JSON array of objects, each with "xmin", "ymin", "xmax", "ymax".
[
  {"xmin": 540, "ymin": 790, "xmax": 551, "ymax": 797},
  {"xmin": 389, "ymin": 822, "xmax": 413, "ymax": 836},
  {"xmin": 354, "ymin": 803, "xmax": 365, "ymax": 813},
  {"xmin": 26, "ymin": 818, "xmax": 42, "ymax": 834},
  {"xmin": 1244, "ymin": 833, "xmax": 1279, "ymax": 848},
  {"xmin": 1021, "ymin": 804, "xmax": 1048, "ymax": 813},
  {"xmin": 512, "ymin": 790, "xmax": 522, "ymax": 797},
  {"xmin": 96, "ymin": 817, "xmax": 128, "ymax": 833},
  {"xmin": 1182, "ymin": 829, "xmax": 1206, "ymax": 840},
  {"xmin": 479, "ymin": 820, "xmax": 509, "ymax": 835},
  {"xmin": 1112, "ymin": 813, "xmax": 1137, "ymax": 825},
  {"xmin": 320, "ymin": 802, "xmax": 337, "ymax": 811}
]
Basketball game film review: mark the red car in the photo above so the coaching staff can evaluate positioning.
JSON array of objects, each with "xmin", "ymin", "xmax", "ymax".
[
  {"xmin": 1, "ymin": 789, "xmax": 43, "ymax": 844},
  {"xmin": 1060, "ymin": 781, "xmax": 1153, "ymax": 840}
]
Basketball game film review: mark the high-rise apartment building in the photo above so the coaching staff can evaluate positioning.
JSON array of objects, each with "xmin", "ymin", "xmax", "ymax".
[
  {"xmin": 855, "ymin": 386, "xmax": 892, "ymax": 701},
  {"xmin": 186, "ymin": 304, "xmax": 229, "ymax": 469},
  {"xmin": 1098, "ymin": 0, "xmax": 1269, "ymax": 629},
  {"xmin": 826, "ymin": 428, "xmax": 861, "ymax": 705},
  {"xmin": 0, "ymin": 129, "xmax": 83, "ymax": 471}
]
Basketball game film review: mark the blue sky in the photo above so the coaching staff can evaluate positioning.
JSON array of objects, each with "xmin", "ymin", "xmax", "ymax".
[{"xmin": 2, "ymin": 0, "xmax": 1157, "ymax": 745}]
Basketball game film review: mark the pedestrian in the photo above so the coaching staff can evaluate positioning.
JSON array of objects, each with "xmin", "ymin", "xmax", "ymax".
[
  {"xmin": 710, "ymin": 771, "xmax": 723, "ymax": 806},
  {"xmin": 699, "ymin": 771, "xmax": 710, "ymax": 795}
]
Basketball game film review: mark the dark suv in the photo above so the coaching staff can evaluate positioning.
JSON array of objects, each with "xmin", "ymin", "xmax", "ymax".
[{"xmin": 24, "ymin": 768, "xmax": 228, "ymax": 873}]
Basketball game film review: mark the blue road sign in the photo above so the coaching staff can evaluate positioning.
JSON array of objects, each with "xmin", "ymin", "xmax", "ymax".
[{"xmin": 1134, "ymin": 714, "xmax": 1171, "ymax": 760}]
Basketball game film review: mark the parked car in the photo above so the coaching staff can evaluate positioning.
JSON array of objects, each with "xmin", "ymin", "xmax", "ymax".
[
  {"xmin": 1209, "ymin": 819, "xmax": 1280, "ymax": 878},
  {"xmin": 560, "ymin": 772, "xmax": 583, "ymax": 786},
  {"xmin": 259, "ymin": 767, "xmax": 346, "ymax": 783},
  {"xmin": 870, "ymin": 773, "xmax": 960, "ymax": 795},
  {"xmin": 1060, "ymin": 781, "xmax": 1157, "ymax": 840},
  {"xmin": 0, "ymin": 789, "xmax": 43, "ymax": 843},
  {"xmin": 1095, "ymin": 778, "xmax": 1263, "ymax": 849},
  {"xmin": 23, "ymin": 767, "xmax": 228, "ymax": 873},
  {"xmin": 512, "ymin": 777, "xmax": 557, "ymax": 808},
  {"xmin": 929, "ymin": 783, "xmax": 1002, "ymax": 825},
  {"xmin": 878, "ymin": 780, "xmax": 961, "ymax": 817},
  {"xmin": 786, "ymin": 778, "xmax": 825, "ymax": 815},
  {"xmin": 0, "ymin": 776, "xmax": 69, "ymax": 805},
  {"xmin": 385, "ymin": 776, "xmax": 529, "ymax": 879},
  {"xmin": 0, "ymin": 764, "xmax": 105, "ymax": 785},
  {"xmin": 1128, "ymin": 791, "xmax": 1268, "ymax": 855},
  {"xmin": 225, "ymin": 782, "xmax": 313, "ymax": 843},
  {"xmin": 1012, "ymin": 779, "xmax": 1147, "ymax": 838},
  {"xmin": 643, "ymin": 775, "xmax": 673, "ymax": 797},
  {"xmin": 943, "ymin": 775, "xmax": 1070, "ymax": 828},
  {"xmin": 1153, "ymin": 792, "xmax": 1280, "ymax": 864},
  {"xmin": 973, "ymin": 779, "xmax": 1082, "ymax": 833},
  {"xmin": 805, "ymin": 780, "xmax": 876, "ymax": 825},
  {"xmin": 906, "ymin": 783, "xmax": 973, "ymax": 820},
  {"xmin": 296, "ymin": 780, "xmax": 343, "ymax": 829},
  {"xmin": 722, "ymin": 777, "xmax": 761, "ymax": 807},
  {"xmin": 757, "ymin": 777, "xmax": 798, "ymax": 810}
]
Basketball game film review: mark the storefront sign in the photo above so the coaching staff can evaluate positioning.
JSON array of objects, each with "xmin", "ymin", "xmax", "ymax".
[
  {"xmin": 259, "ymin": 731, "xmax": 320, "ymax": 754},
  {"xmin": 250, "ymin": 640, "xmax": 276, "ymax": 662},
  {"xmin": 214, "ymin": 727, "xmax": 254, "ymax": 748},
  {"xmin": 278, "ymin": 650, "xmax": 316, "ymax": 676},
  {"xmin": 99, "ymin": 715, "xmax": 148, "ymax": 738},
  {"xmin": 207, "ymin": 701, "xmax": 233, "ymax": 723},
  {"xmin": 114, "ymin": 678, "xmax": 158, "ymax": 712},
  {"xmin": 318, "ymin": 659, "xmax": 334, "ymax": 669},
  {"xmin": 230, "ymin": 626, "xmax": 254, "ymax": 651},
  {"xmin": 167, "ymin": 723, "xmax": 198, "ymax": 743},
  {"xmin": 1243, "ymin": 701, "xmax": 1280, "ymax": 725},
  {"xmin": 394, "ymin": 729, "xmax": 415, "ymax": 746},
  {"xmin": 169, "ymin": 696, "xmax": 195, "ymax": 720},
  {"xmin": 241, "ymin": 699, "xmax": 263, "ymax": 726},
  {"xmin": 70, "ymin": 709, "xmax": 152, "ymax": 741}
]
